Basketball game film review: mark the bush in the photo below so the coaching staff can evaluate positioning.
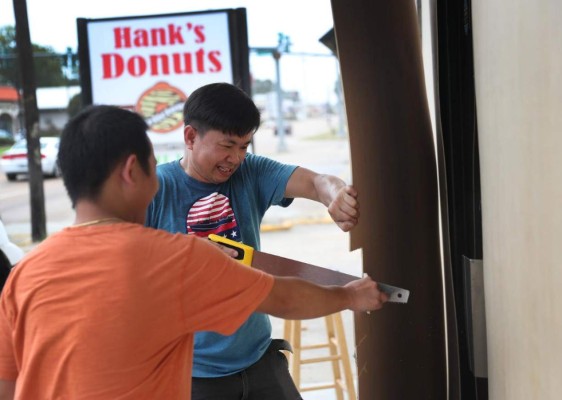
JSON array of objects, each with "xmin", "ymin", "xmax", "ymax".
[{"xmin": 0, "ymin": 132, "xmax": 15, "ymax": 146}]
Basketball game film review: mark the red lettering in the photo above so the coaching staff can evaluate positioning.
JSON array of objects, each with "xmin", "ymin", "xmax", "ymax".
[
  {"xmin": 168, "ymin": 24, "xmax": 184, "ymax": 45},
  {"xmin": 173, "ymin": 53, "xmax": 193, "ymax": 74},
  {"xmin": 114, "ymin": 24, "xmax": 186, "ymax": 49},
  {"xmin": 101, "ymin": 53, "xmax": 124, "ymax": 78},
  {"xmin": 208, "ymin": 51, "xmax": 222, "ymax": 72},
  {"xmin": 133, "ymin": 29, "xmax": 149, "ymax": 47},
  {"xmin": 196, "ymin": 48, "xmax": 205, "ymax": 73},
  {"xmin": 194, "ymin": 25, "xmax": 205, "ymax": 43},
  {"xmin": 113, "ymin": 27, "xmax": 131, "ymax": 49},
  {"xmin": 149, "ymin": 54, "xmax": 170, "ymax": 75},
  {"xmin": 151, "ymin": 27, "xmax": 166, "ymax": 45},
  {"xmin": 100, "ymin": 50, "xmax": 222, "ymax": 79},
  {"xmin": 127, "ymin": 56, "xmax": 147, "ymax": 77}
]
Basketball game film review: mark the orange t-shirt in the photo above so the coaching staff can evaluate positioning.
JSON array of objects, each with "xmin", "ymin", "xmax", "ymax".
[{"xmin": 0, "ymin": 223, "xmax": 273, "ymax": 399}]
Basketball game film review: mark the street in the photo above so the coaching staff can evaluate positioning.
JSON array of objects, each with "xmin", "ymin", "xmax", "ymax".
[{"xmin": 0, "ymin": 174, "xmax": 73, "ymax": 243}]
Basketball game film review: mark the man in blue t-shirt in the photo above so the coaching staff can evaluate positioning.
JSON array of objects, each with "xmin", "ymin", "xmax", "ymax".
[{"xmin": 146, "ymin": 82, "xmax": 360, "ymax": 400}]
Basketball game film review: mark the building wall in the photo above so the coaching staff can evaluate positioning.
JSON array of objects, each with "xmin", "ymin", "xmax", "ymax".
[
  {"xmin": 0, "ymin": 101, "xmax": 21, "ymax": 134},
  {"xmin": 0, "ymin": 86, "xmax": 80, "ymax": 135},
  {"xmin": 39, "ymin": 110, "xmax": 71, "ymax": 132}
]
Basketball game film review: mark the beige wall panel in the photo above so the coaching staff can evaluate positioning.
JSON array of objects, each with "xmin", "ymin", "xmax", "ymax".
[{"xmin": 472, "ymin": 1, "xmax": 562, "ymax": 398}]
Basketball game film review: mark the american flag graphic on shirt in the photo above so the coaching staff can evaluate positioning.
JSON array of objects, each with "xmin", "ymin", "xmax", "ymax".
[{"xmin": 186, "ymin": 192, "xmax": 241, "ymax": 240}]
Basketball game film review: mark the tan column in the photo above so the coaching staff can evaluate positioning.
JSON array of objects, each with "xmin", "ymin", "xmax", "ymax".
[{"xmin": 472, "ymin": 1, "xmax": 562, "ymax": 398}]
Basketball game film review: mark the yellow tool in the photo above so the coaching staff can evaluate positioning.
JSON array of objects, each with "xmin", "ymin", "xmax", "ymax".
[{"xmin": 208, "ymin": 234, "xmax": 254, "ymax": 266}]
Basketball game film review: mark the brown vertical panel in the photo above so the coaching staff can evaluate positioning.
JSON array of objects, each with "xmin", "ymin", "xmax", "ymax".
[{"xmin": 331, "ymin": 0, "xmax": 447, "ymax": 398}]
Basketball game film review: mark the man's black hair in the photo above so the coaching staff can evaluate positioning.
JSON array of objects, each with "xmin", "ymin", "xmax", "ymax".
[
  {"xmin": 58, "ymin": 105, "xmax": 152, "ymax": 207},
  {"xmin": 183, "ymin": 82, "xmax": 261, "ymax": 137}
]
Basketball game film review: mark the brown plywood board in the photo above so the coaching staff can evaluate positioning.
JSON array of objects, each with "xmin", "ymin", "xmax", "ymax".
[{"xmin": 331, "ymin": 0, "xmax": 447, "ymax": 398}]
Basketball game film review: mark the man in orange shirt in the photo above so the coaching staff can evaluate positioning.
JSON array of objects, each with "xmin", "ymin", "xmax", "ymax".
[{"xmin": 0, "ymin": 105, "xmax": 387, "ymax": 399}]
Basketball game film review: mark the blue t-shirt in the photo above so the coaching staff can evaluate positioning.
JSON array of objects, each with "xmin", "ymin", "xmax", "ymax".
[{"xmin": 146, "ymin": 153, "xmax": 297, "ymax": 377}]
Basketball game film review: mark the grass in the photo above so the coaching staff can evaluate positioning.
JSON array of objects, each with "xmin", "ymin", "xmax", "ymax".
[{"xmin": 0, "ymin": 146, "xmax": 10, "ymax": 155}]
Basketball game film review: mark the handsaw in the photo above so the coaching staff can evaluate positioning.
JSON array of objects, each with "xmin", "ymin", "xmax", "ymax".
[{"xmin": 208, "ymin": 234, "xmax": 409, "ymax": 304}]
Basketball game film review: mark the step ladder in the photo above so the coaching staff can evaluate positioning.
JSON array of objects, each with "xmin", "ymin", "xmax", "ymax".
[{"xmin": 283, "ymin": 313, "xmax": 357, "ymax": 400}]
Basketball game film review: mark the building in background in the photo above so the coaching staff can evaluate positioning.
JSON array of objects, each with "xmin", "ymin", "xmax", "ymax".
[
  {"xmin": 0, "ymin": 85, "xmax": 79, "ymax": 137},
  {"xmin": 0, "ymin": 86, "xmax": 19, "ymax": 135},
  {"xmin": 35, "ymin": 86, "xmax": 80, "ymax": 134}
]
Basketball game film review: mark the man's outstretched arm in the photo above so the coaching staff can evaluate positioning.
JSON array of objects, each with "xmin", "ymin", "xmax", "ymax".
[{"xmin": 256, "ymin": 275, "xmax": 387, "ymax": 319}]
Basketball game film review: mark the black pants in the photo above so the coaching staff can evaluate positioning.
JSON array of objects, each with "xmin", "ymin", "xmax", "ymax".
[{"xmin": 192, "ymin": 339, "xmax": 302, "ymax": 400}]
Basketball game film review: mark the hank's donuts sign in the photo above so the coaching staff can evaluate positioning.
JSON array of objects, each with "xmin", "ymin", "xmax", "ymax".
[
  {"xmin": 101, "ymin": 22, "xmax": 224, "ymax": 80},
  {"xmin": 82, "ymin": 10, "xmax": 236, "ymax": 138}
]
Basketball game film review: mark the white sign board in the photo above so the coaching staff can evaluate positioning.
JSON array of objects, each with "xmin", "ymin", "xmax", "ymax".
[{"xmin": 78, "ymin": 9, "xmax": 249, "ymax": 162}]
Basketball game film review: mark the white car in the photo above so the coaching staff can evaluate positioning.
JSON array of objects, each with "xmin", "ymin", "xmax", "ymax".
[{"xmin": 1, "ymin": 137, "xmax": 61, "ymax": 181}]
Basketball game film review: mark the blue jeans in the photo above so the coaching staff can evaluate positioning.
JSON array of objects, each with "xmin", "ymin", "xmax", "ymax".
[{"xmin": 191, "ymin": 339, "xmax": 302, "ymax": 400}]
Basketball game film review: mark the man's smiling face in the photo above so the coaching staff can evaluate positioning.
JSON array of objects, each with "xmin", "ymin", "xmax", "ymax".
[{"xmin": 184, "ymin": 126, "xmax": 253, "ymax": 184}]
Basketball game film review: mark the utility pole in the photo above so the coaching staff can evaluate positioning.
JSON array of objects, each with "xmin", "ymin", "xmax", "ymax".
[
  {"xmin": 251, "ymin": 33, "xmax": 291, "ymax": 153},
  {"xmin": 273, "ymin": 33, "xmax": 290, "ymax": 153},
  {"xmin": 13, "ymin": 0, "xmax": 47, "ymax": 242},
  {"xmin": 272, "ymin": 50, "xmax": 287, "ymax": 152}
]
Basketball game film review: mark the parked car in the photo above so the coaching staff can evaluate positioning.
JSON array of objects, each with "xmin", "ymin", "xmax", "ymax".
[{"xmin": 0, "ymin": 137, "xmax": 61, "ymax": 181}]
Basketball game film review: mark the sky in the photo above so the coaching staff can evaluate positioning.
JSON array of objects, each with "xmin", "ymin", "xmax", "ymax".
[{"xmin": 0, "ymin": 0, "xmax": 339, "ymax": 104}]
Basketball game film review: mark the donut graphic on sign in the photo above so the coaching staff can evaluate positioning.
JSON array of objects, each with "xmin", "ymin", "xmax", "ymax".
[{"xmin": 135, "ymin": 82, "xmax": 187, "ymax": 134}]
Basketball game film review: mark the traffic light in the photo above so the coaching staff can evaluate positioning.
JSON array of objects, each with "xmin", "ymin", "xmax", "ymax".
[{"xmin": 277, "ymin": 33, "xmax": 291, "ymax": 53}]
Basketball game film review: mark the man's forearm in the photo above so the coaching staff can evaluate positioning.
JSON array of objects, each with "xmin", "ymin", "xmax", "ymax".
[
  {"xmin": 256, "ymin": 275, "xmax": 386, "ymax": 319},
  {"xmin": 256, "ymin": 277, "xmax": 351, "ymax": 319},
  {"xmin": 285, "ymin": 167, "xmax": 345, "ymax": 205},
  {"xmin": 313, "ymin": 173, "xmax": 347, "ymax": 207}
]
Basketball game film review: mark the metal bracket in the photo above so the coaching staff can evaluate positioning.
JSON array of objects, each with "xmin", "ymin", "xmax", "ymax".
[{"xmin": 463, "ymin": 256, "xmax": 488, "ymax": 378}]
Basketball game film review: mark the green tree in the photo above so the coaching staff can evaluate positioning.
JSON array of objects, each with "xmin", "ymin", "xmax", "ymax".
[
  {"xmin": 67, "ymin": 93, "xmax": 82, "ymax": 119},
  {"xmin": 0, "ymin": 25, "xmax": 76, "ymax": 88}
]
